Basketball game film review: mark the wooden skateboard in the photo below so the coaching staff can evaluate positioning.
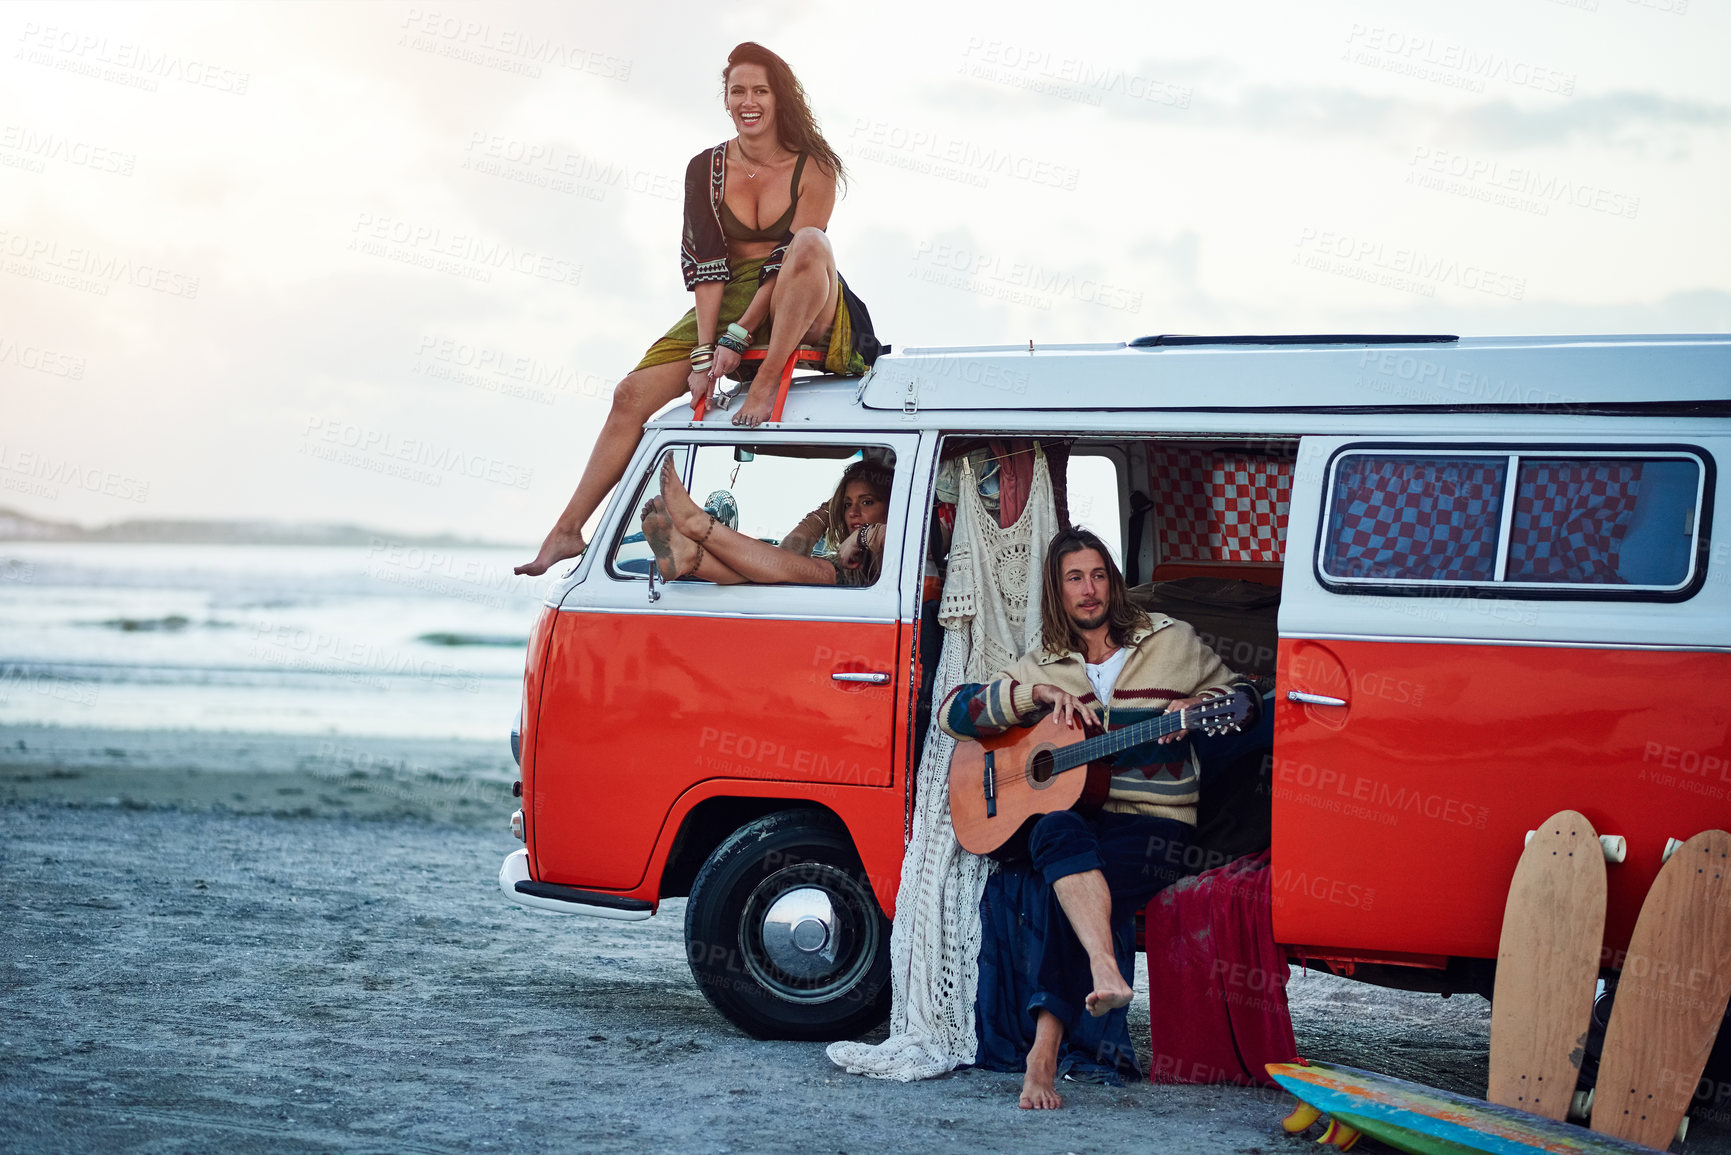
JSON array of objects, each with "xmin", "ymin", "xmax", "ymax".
[
  {"xmin": 1488, "ymin": 811, "xmax": 1609, "ymax": 1120},
  {"xmin": 1591, "ymin": 828, "xmax": 1731, "ymax": 1149},
  {"xmin": 1268, "ymin": 1060, "xmax": 1663, "ymax": 1155}
]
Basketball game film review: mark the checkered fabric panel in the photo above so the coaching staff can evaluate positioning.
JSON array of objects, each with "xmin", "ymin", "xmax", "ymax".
[
  {"xmin": 1506, "ymin": 460, "xmax": 1642, "ymax": 584},
  {"xmin": 1150, "ymin": 448, "xmax": 1292, "ymax": 563},
  {"xmin": 1325, "ymin": 455, "xmax": 1506, "ymax": 582}
]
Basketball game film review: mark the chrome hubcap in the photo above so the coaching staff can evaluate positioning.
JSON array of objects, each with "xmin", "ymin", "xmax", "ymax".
[
  {"xmin": 740, "ymin": 863, "xmax": 879, "ymax": 1004},
  {"xmin": 760, "ymin": 887, "xmax": 840, "ymax": 978}
]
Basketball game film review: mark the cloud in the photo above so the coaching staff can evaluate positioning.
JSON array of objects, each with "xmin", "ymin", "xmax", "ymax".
[
  {"xmin": 1450, "ymin": 92, "xmax": 1730, "ymax": 148},
  {"xmin": 926, "ymin": 63, "xmax": 1730, "ymax": 152},
  {"xmin": 1185, "ymin": 87, "xmax": 1729, "ymax": 152}
]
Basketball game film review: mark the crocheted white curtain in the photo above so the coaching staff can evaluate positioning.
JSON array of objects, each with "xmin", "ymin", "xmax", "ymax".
[{"xmin": 827, "ymin": 446, "xmax": 1056, "ymax": 1080}]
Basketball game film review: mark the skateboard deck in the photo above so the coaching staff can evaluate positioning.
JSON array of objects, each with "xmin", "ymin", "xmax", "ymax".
[
  {"xmin": 1489, "ymin": 810, "xmax": 1608, "ymax": 1120},
  {"xmin": 1592, "ymin": 828, "xmax": 1731, "ymax": 1149},
  {"xmin": 1268, "ymin": 1061, "xmax": 1662, "ymax": 1155}
]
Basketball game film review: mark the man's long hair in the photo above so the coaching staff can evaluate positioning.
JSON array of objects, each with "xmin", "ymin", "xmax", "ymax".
[
  {"xmin": 723, "ymin": 42, "xmax": 847, "ymax": 191},
  {"xmin": 1039, "ymin": 527, "xmax": 1149, "ymax": 655}
]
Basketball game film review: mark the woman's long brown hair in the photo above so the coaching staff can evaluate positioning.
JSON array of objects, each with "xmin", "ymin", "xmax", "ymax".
[
  {"xmin": 1039, "ymin": 528, "xmax": 1150, "ymax": 656},
  {"xmin": 723, "ymin": 42, "xmax": 847, "ymax": 192},
  {"xmin": 822, "ymin": 459, "xmax": 893, "ymax": 552}
]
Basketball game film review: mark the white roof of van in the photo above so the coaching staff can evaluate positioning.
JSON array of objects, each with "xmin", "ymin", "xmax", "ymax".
[
  {"xmin": 859, "ymin": 334, "xmax": 1731, "ymax": 413},
  {"xmin": 652, "ymin": 334, "xmax": 1730, "ymax": 431}
]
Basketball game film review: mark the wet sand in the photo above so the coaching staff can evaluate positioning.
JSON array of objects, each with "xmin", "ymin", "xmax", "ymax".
[{"xmin": 3, "ymin": 726, "xmax": 1726, "ymax": 1153}]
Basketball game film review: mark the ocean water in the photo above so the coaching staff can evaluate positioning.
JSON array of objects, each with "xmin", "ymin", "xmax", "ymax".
[{"xmin": 0, "ymin": 542, "xmax": 556, "ymax": 741}]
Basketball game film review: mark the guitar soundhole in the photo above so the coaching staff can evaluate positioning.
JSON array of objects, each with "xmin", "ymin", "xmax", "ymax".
[{"xmin": 1029, "ymin": 748, "xmax": 1055, "ymax": 785}]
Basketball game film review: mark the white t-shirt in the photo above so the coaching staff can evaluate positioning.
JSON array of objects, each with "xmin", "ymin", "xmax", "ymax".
[{"xmin": 1084, "ymin": 646, "xmax": 1129, "ymax": 711}]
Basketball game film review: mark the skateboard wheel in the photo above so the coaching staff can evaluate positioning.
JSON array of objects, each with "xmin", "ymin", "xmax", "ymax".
[
  {"xmin": 1664, "ymin": 836, "xmax": 1685, "ymax": 863},
  {"xmin": 1678, "ymin": 1116, "xmax": 1689, "ymax": 1144},
  {"xmin": 1281, "ymin": 1102, "xmax": 1322, "ymax": 1132},
  {"xmin": 1568, "ymin": 1088, "xmax": 1593, "ymax": 1122}
]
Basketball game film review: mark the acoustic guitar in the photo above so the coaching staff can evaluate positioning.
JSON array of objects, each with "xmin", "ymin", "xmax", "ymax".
[{"xmin": 948, "ymin": 693, "xmax": 1253, "ymax": 856}]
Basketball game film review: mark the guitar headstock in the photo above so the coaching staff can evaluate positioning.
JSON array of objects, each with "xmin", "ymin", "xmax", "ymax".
[{"xmin": 1192, "ymin": 691, "xmax": 1252, "ymax": 737}]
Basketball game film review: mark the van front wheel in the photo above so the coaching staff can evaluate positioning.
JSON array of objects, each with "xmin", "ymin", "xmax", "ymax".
[{"xmin": 684, "ymin": 809, "xmax": 891, "ymax": 1040}]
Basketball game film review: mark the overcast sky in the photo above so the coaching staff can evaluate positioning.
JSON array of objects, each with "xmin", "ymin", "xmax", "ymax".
[{"xmin": 3, "ymin": 0, "xmax": 1727, "ymax": 542}]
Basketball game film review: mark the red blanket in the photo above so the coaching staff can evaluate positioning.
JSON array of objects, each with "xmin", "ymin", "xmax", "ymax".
[{"xmin": 1145, "ymin": 850, "xmax": 1297, "ymax": 1086}]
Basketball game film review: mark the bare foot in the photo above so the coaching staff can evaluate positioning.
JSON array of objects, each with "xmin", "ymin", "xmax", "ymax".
[
  {"xmin": 514, "ymin": 526, "xmax": 586, "ymax": 576},
  {"xmin": 730, "ymin": 383, "xmax": 775, "ymax": 427},
  {"xmin": 658, "ymin": 456, "xmax": 710, "ymax": 537},
  {"xmin": 1019, "ymin": 1053, "xmax": 1062, "ymax": 1110},
  {"xmin": 1083, "ymin": 958, "xmax": 1134, "ymax": 1018},
  {"xmin": 639, "ymin": 498, "xmax": 696, "ymax": 580}
]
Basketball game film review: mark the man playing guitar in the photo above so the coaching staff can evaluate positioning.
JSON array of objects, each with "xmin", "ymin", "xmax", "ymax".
[{"xmin": 940, "ymin": 527, "xmax": 1260, "ymax": 1110}]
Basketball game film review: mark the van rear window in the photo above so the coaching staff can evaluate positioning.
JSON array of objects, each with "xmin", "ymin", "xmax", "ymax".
[{"xmin": 1321, "ymin": 449, "xmax": 1704, "ymax": 594}]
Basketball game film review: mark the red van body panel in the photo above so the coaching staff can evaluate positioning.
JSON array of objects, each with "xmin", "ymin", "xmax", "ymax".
[
  {"xmin": 530, "ymin": 609, "xmax": 905, "ymax": 893},
  {"xmin": 635, "ymin": 776, "xmax": 910, "ymax": 916},
  {"xmin": 519, "ymin": 604, "xmax": 557, "ymax": 867},
  {"xmin": 1272, "ymin": 638, "xmax": 1731, "ymax": 961}
]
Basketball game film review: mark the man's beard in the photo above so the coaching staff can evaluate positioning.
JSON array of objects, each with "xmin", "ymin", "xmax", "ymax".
[{"xmin": 1071, "ymin": 605, "xmax": 1109, "ymax": 632}]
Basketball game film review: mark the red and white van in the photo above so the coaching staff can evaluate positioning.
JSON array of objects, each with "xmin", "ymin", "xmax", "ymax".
[{"xmin": 499, "ymin": 333, "xmax": 1731, "ymax": 1041}]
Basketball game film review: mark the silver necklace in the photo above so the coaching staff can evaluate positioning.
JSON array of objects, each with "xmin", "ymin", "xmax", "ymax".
[{"xmin": 734, "ymin": 141, "xmax": 781, "ymax": 180}]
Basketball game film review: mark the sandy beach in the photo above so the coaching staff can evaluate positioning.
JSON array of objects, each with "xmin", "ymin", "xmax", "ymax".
[
  {"xmin": 0, "ymin": 724, "xmax": 515, "ymax": 826},
  {"xmin": 7, "ymin": 724, "xmax": 1729, "ymax": 1153}
]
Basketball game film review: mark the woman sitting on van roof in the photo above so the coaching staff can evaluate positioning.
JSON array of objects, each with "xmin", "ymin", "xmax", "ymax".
[
  {"xmin": 514, "ymin": 42, "xmax": 880, "ymax": 579},
  {"xmin": 642, "ymin": 457, "xmax": 889, "ymax": 587}
]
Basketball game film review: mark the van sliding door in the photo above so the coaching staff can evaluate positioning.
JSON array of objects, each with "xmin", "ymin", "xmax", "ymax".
[{"xmin": 1274, "ymin": 434, "xmax": 1726, "ymax": 963}]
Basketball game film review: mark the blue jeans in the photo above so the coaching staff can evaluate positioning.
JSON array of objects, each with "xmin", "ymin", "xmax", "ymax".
[{"xmin": 1024, "ymin": 809, "xmax": 1193, "ymax": 1037}]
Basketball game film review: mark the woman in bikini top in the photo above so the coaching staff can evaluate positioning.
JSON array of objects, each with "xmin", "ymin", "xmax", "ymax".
[
  {"xmin": 516, "ymin": 43, "xmax": 880, "ymax": 579},
  {"xmin": 718, "ymin": 152, "xmax": 806, "ymax": 245}
]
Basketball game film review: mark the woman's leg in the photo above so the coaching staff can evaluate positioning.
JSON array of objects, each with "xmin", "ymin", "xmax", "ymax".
[
  {"xmin": 639, "ymin": 497, "xmax": 748, "ymax": 584},
  {"xmin": 733, "ymin": 227, "xmax": 841, "ymax": 428},
  {"xmin": 658, "ymin": 458, "xmax": 838, "ymax": 584},
  {"xmin": 515, "ymin": 359, "xmax": 693, "ymax": 575}
]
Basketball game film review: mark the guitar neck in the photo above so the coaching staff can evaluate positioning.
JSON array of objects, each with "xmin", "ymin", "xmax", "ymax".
[{"xmin": 1050, "ymin": 707, "xmax": 1193, "ymax": 775}]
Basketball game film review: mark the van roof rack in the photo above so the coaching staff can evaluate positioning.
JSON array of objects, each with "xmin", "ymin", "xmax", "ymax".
[{"xmin": 1128, "ymin": 334, "xmax": 1459, "ymax": 347}]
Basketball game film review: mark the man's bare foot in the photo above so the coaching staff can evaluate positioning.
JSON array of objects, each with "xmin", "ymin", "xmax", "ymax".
[
  {"xmin": 730, "ymin": 384, "xmax": 775, "ymax": 427},
  {"xmin": 1018, "ymin": 1053, "xmax": 1062, "ymax": 1109},
  {"xmin": 1083, "ymin": 959, "xmax": 1135, "ymax": 1018},
  {"xmin": 639, "ymin": 498, "xmax": 697, "ymax": 580},
  {"xmin": 514, "ymin": 526, "xmax": 586, "ymax": 576}
]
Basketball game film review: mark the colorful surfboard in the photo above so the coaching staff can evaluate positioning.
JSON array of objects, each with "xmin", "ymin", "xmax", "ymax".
[{"xmin": 1267, "ymin": 1061, "xmax": 1662, "ymax": 1155}]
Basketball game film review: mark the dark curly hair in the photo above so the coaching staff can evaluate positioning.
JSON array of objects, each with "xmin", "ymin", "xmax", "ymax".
[{"xmin": 723, "ymin": 42, "xmax": 847, "ymax": 192}]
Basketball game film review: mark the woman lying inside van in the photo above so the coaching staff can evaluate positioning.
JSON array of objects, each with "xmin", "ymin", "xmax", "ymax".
[{"xmin": 641, "ymin": 456, "xmax": 888, "ymax": 586}]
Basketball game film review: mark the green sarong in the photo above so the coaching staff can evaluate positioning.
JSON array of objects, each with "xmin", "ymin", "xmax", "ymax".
[{"xmin": 635, "ymin": 255, "xmax": 866, "ymax": 380}]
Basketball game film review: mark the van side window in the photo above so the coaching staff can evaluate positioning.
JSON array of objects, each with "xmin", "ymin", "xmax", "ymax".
[
  {"xmin": 1508, "ymin": 458, "xmax": 1699, "ymax": 587},
  {"xmin": 1066, "ymin": 452, "xmax": 1125, "ymax": 564},
  {"xmin": 1321, "ymin": 448, "xmax": 1705, "ymax": 595},
  {"xmin": 609, "ymin": 443, "xmax": 896, "ymax": 588},
  {"xmin": 1324, "ymin": 454, "xmax": 1507, "ymax": 583}
]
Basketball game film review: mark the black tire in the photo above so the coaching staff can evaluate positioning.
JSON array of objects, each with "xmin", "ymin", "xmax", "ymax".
[{"xmin": 684, "ymin": 809, "xmax": 891, "ymax": 1040}]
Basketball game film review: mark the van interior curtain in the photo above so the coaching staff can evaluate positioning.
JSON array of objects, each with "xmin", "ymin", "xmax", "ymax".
[{"xmin": 1506, "ymin": 460, "xmax": 1643, "ymax": 583}]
